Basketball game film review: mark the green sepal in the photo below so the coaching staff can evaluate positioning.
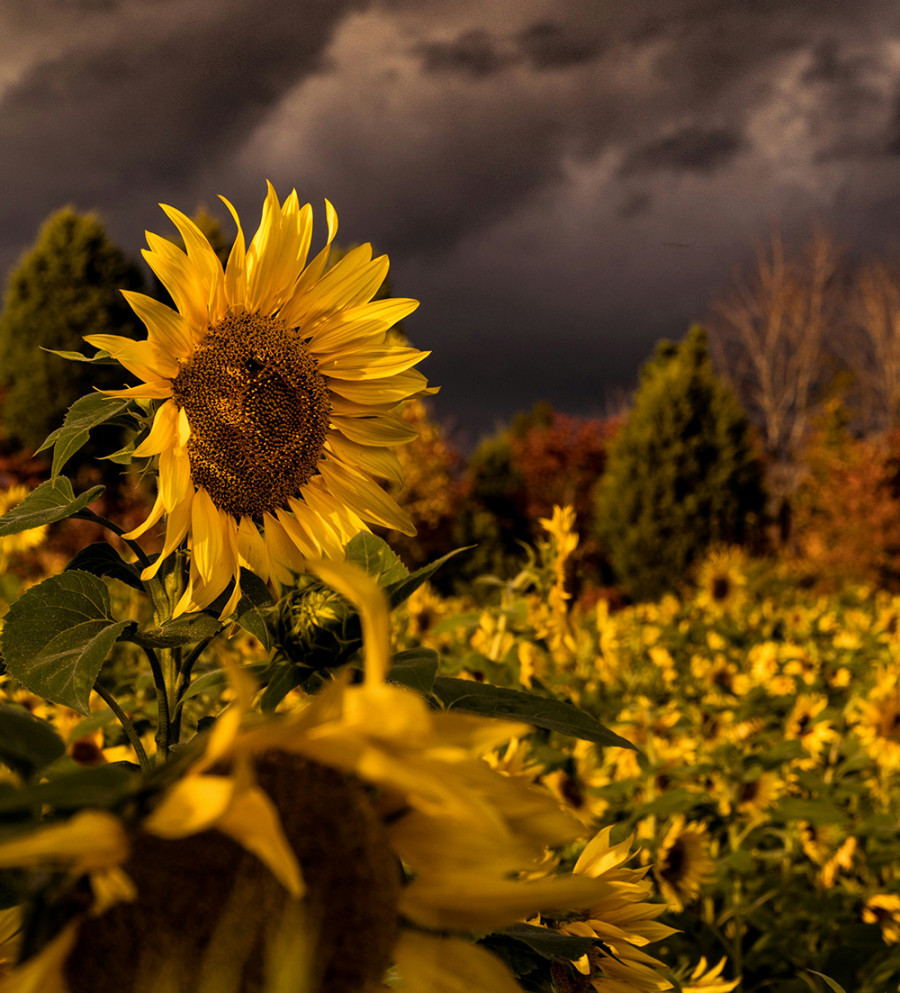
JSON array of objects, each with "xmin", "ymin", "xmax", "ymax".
[
  {"xmin": 487, "ymin": 923, "xmax": 598, "ymax": 962},
  {"xmin": 35, "ymin": 393, "xmax": 132, "ymax": 480},
  {"xmin": 385, "ymin": 546, "xmax": 471, "ymax": 608},
  {"xmin": 430, "ymin": 676, "xmax": 637, "ymax": 750},
  {"xmin": 0, "ymin": 478, "xmax": 105, "ymax": 537},
  {"xmin": 65, "ymin": 542, "xmax": 145, "ymax": 593},
  {"xmin": 233, "ymin": 571, "xmax": 275, "ymax": 651},
  {"xmin": 0, "ymin": 706, "xmax": 66, "ymax": 779},
  {"xmin": 1, "ymin": 571, "xmax": 133, "ymax": 716}
]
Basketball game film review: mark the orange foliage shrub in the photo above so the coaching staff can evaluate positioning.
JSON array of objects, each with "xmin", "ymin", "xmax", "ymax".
[{"xmin": 792, "ymin": 419, "xmax": 900, "ymax": 589}]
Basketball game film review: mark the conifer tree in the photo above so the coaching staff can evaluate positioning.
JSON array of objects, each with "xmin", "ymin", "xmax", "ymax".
[
  {"xmin": 594, "ymin": 325, "xmax": 765, "ymax": 601},
  {"xmin": 0, "ymin": 207, "xmax": 144, "ymax": 451}
]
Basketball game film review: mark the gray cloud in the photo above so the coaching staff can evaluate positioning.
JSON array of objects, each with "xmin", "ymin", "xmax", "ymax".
[
  {"xmin": 515, "ymin": 20, "xmax": 604, "ymax": 70},
  {"xmin": 622, "ymin": 126, "xmax": 745, "ymax": 176},
  {"xmin": 416, "ymin": 28, "xmax": 511, "ymax": 78}
]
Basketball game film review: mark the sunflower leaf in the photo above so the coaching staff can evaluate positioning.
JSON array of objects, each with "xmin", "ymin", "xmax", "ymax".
[
  {"xmin": 386, "ymin": 547, "xmax": 471, "ymax": 608},
  {"xmin": 388, "ymin": 649, "xmax": 439, "ymax": 693},
  {"xmin": 0, "ymin": 706, "xmax": 66, "ymax": 779},
  {"xmin": 430, "ymin": 677, "xmax": 638, "ymax": 750},
  {"xmin": 1, "ymin": 572, "xmax": 133, "ymax": 716},
  {"xmin": 64, "ymin": 542, "xmax": 145, "ymax": 593},
  {"xmin": 487, "ymin": 924, "xmax": 598, "ymax": 961},
  {"xmin": 0, "ymin": 478, "xmax": 105, "ymax": 537},
  {"xmin": 36, "ymin": 393, "xmax": 132, "ymax": 480},
  {"xmin": 42, "ymin": 347, "xmax": 118, "ymax": 366},
  {"xmin": 234, "ymin": 571, "xmax": 275, "ymax": 651},
  {"xmin": 807, "ymin": 972, "xmax": 849, "ymax": 993},
  {"xmin": 0, "ymin": 764, "xmax": 139, "ymax": 815},
  {"xmin": 345, "ymin": 532, "xmax": 409, "ymax": 586}
]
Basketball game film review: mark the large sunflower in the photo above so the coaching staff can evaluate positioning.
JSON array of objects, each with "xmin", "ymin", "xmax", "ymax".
[
  {"xmin": 87, "ymin": 183, "xmax": 433, "ymax": 617},
  {"xmin": 0, "ymin": 564, "xmax": 624, "ymax": 993}
]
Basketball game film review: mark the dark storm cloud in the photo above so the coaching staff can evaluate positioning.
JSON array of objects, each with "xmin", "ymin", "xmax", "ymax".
[
  {"xmin": 416, "ymin": 29, "xmax": 510, "ymax": 78},
  {"xmin": 515, "ymin": 20, "xmax": 604, "ymax": 71},
  {"xmin": 0, "ymin": 0, "xmax": 363, "ymax": 271},
  {"xmin": 622, "ymin": 126, "xmax": 745, "ymax": 176}
]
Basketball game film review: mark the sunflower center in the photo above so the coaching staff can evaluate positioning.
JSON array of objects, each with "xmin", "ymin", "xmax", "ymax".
[
  {"xmin": 171, "ymin": 311, "xmax": 331, "ymax": 519},
  {"xmin": 64, "ymin": 754, "xmax": 400, "ymax": 993}
]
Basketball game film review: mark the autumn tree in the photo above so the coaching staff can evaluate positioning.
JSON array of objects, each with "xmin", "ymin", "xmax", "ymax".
[
  {"xmin": 710, "ymin": 229, "xmax": 844, "ymax": 543},
  {"xmin": 0, "ymin": 207, "xmax": 144, "ymax": 452}
]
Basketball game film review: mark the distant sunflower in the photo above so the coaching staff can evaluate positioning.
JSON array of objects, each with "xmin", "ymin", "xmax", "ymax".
[
  {"xmin": 87, "ymin": 184, "xmax": 433, "ymax": 617},
  {"xmin": 653, "ymin": 815, "xmax": 714, "ymax": 912},
  {"xmin": 694, "ymin": 547, "xmax": 747, "ymax": 616},
  {"xmin": 848, "ymin": 673, "xmax": 900, "ymax": 772}
]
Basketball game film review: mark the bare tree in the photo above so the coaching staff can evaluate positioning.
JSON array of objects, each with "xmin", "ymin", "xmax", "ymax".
[
  {"xmin": 845, "ymin": 258, "xmax": 900, "ymax": 433},
  {"xmin": 709, "ymin": 228, "xmax": 844, "ymax": 543}
]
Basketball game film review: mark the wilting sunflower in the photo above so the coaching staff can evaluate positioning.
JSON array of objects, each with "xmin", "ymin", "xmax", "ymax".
[
  {"xmin": 87, "ymin": 183, "xmax": 433, "ymax": 617},
  {"xmin": 0, "ymin": 563, "xmax": 626, "ymax": 993}
]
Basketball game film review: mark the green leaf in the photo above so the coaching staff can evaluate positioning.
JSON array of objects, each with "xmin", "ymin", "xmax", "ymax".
[
  {"xmin": 775, "ymin": 798, "xmax": 846, "ymax": 825},
  {"xmin": 0, "ymin": 706, "xmax": 66, "ymax": 778},
  {"xmin": 491, "ymin": 924, "xmax": 598, "ymax": 961},
  {"xmin": 42, "ymin": 347, "xmax": 117, "ymax": 365},
  {"xmin": 633, "ymin": 788, "xmax": 698, "ymax": 819},
  {"xmin": 0, "ymin": 478, "xmax": 105, "ymax": 537},
  {"xmin": 388, "ymin": 649, "xmax": 439, "ymax": 693},
  {"xmin": 0, "ymin": 764, "xmax": 139, "ymax": 815},
  {"xmin": 234, "ymin": 571, "xmax": 275, "ymax": 651},
  {"xmin": 130, "ymin": 611, "xmax": 222, "ymax": 649},
  {"xmin": 179, "ymin": 661, "xmax": 272, "ymax": 703},
  {"xmin": 345, "ymin": 532, "xmax": 409, "ymax": 586},
  {"xmin": 35, "ymin": 393, "xmax": 131, "ymax": 479},
  {"xmin": 1, "ymin": 572, "xmax": 132, "ymax": 716},
  {"xmin": 65, "ymin": 543, "xmax": 145, "ymax": 593},
  {"xmin": 807, "ymin": 972, "xmax": 849, "ymax": 993},
  {"xmin": 430, "ymin": 677, "xmax": 637, "ymax": 750},
  {"xmin": 259, "ymin": 663, "xmax": 308, "ymax": 713},
  {"xmin": 386, "ymin": 547, "xmax": 470, "ymax": 609}
]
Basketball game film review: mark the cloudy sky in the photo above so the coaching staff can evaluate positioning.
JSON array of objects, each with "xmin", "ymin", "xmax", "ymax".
[{"xmin": 3, "ymin": 0, "xmax": 900, "ymax": 443}]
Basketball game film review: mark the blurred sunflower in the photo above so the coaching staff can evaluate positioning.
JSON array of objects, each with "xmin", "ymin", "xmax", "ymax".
[
  {"xmin": 847, "ymin": 672, "xmax": 900, "ymax": 772},
  {"xmin": 678, "ymin": 956, "xmax": 739, "ymax": 993},
  {"xmin": 785, "ymin": 694, "xmax": 837, "ymax": 767},
  {"xmin": 0, "ymin": 484, "xmax": 48, "ymax": 569},
  {"xmin": 0, "ymin": 564, "xmax": 625, "ymax": 993},
  {"xmin": 653, "ymin": 815, "xmax": 714, "ymax": 912},
  {"xmin": 87, "ymin": 183, "xmax": 433, "ymax": 617},
  {"xmin": 693, "ymin": 547, "xmax": 747, "ymax": 616},
  {"xmin": 862, "ymin": 894, "xmax": 900, "ymax": 945}
]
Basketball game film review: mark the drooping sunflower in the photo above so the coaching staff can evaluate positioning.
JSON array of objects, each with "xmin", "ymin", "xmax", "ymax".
[
  {"xmin": 86, "ymin": 183, "xmax": 433, "ymax": 617},
  {"xmin": 0, "ymin": 563, "xmax": 627, "ymax": 993}
]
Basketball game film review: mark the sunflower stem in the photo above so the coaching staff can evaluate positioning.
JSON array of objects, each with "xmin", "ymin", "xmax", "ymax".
[
  {"xmin": 73, "ymin": 508, "xmax": 152, "ymax": 570},
  {"xmin": 93, "ymin": 683, "xmax": 152, "ymax": 773},
  {"xmin": 143, "ymin": 645, "xmax": 173, "ymax": 762}
]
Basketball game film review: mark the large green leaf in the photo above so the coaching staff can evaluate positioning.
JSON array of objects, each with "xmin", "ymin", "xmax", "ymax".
[
  {"xmin": 430, "ymin": 677, "xmax": 637, "ymax": 750},
  {"xmin": 0, "ymin": 706, "xmax": 66, "ymax": 778},
  {"xmin": 65, "ymin": 542, "xmax": 145, "ymax": 593},
  {"xmin": 36, "ymin": 393, "xmax": 131, "ymax": 480},
  {"xmin": 0, "ymin": 478, "xmax": 104, "ymax": 537},
  {"xmin": 1, "ymin": 572, "xmax": 132, "ymax": 715}
]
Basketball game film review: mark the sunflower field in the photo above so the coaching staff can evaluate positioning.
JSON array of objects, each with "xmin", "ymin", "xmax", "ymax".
[{"xmin": 0, "ymin": 184, "xmax": 899, "ymax": 993}]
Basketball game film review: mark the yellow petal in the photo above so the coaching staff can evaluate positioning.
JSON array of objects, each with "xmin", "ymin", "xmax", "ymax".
[
  {"xmin": 0, "ymin": 810, "xmax": 129, "ymax": 873},
  {"xmin": 330, "ymin": 412, "xmax": 418, "ymax": 447},
  {"xmin": 393, "ymin": 931, "xmax": 523, "ymax": 993},
  {"xmin": 132, "ymin": 399, "xmax": 179, "ymax": 458},
  {"xmin": 318, "ymin": 459, "xmax": 415, "ymax": 535},
  {"xmin": 0, "ymin": 919, "xmax": 78, "ymax": 993},
  {"xmin": 121, "ymin": 289, "xmax": 196, "ymax": 355},
  {"xmin": 144, "ymin": 775, "xmax": 235, "ymax": 837},
  {"xmin": 318, "ymin": 346, "xmax": 430, "ymax": 381}
]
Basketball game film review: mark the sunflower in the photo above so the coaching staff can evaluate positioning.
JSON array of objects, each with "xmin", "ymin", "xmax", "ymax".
[
  {"xmin": 847, "ymin": 672, "xmax": 900, "ymax": 772},
  {"xmin": 86, "ymin": 183, "xmax": 433, "ymax": 617},
  {"xmin": 653, "ymin": 815, "xmax": 714, "ymax": 913},
  {"xmin": 693, "ymin": 546, "xmax": 747, "ymax": 616},
  {"xmin": 678, "ymin": 956, "xmax": 739, "ymax": 993},
  {"xmin": 862, "ymin": 894, "xmax": 900, "ymax": 945},
  {"xmin": 0, "ymin": 563, "xmax": 628, "ymax": 993}
]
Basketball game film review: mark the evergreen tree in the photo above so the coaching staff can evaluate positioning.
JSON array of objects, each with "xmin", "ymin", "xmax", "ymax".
[
  {"xmin": 0, "ymin": 207, "xmax": 144, "ymax": 452},
  {"xmin": 594, "ymin": 325, "xmax": 765, "ymax": 601}
]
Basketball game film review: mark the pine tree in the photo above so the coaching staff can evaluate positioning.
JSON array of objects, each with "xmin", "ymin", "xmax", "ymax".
[
  {"xmin": 0, "ymin": 208, "xmax": 144, "ymax": 452},
  {"xmin": 594, "ymin": 325, "xmax": 765, "ymax": 601}
]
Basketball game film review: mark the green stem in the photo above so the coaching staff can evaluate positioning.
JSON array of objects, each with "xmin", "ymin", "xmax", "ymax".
[
  {"xmin": 73, "ymin": 508, "xmax": 152, "ymax": 570},
  {"xmin": 171, "ymin": 632, "xmax": 224, "ymax": 734},
  {"xmin": 93, "ymin": 684, "xmax": 152, "ymax": 773},
  {"xmin": 142, "ymin": 645, "xmax": 172, "ymax": 762}
]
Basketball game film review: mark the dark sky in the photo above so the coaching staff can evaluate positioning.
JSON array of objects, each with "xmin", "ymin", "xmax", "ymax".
[{"xmin": 3, "ymin": 0, "xmax": 900, "ymax": 445}]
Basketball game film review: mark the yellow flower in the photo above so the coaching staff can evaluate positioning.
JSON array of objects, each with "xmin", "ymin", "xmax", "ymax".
[
  {"xmin": 534, "ymin": 826, "xmax": 678, "ymax": 993},
  {"xmin": 847, "ymin": 673, "xmax": 900, "ymax": 772},
  {"xmin": 653, "ymin": 815, "xmax": 714, "ymax": 912},
  {"xmin": 694, "ymin": 546, "xmax": 747, "ymax": 615},
  {"xmin": 87, "ymin": 183, "xmax": 433, "ymax": 617},
  {"xmin": 863, "ymin": 894, "xmax": 900, "ymax": 945},
  {"xmin": 680, "ymin": 956, "xmax": 739, "ymax": 993},
  {"xmin": 0, "ymin": 563, "xmax": 626, "ymax": 993}
]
